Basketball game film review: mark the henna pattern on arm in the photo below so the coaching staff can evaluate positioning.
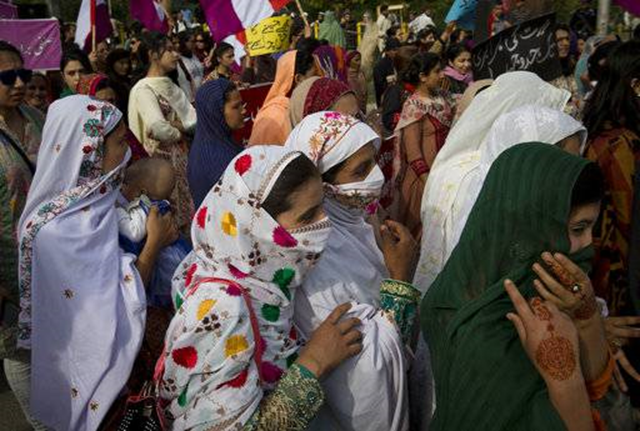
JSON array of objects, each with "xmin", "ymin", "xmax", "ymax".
[{"xmin": 573, "ymin": 291, "xmax": 597, "ymax": 321}]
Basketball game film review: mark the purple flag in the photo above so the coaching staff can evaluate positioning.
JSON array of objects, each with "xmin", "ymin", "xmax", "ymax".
[
  {"xmin": 0, "ymin": 1, "xmax": 17, "ymax": 19},
  {"xmin": 615, "ymin": 0, "xmax": 640, "ymax": 16},
  {"xmin": 130, "ymin": 0, "xmax": 168, "ymax": 33},
  {"xmin": 0, "ymin": 19, "xmax": 62, "ymax": 70}
]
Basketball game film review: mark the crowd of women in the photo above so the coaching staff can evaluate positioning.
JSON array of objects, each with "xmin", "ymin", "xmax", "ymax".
[{"xmin": 1, "ymin": 5, "xmax": 640, "ymax": 431}]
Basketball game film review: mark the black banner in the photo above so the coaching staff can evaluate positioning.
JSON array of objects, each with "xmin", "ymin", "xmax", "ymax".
[{"xmin": 472, "ymin": 13, "xmax": 562, "ymax": 82}]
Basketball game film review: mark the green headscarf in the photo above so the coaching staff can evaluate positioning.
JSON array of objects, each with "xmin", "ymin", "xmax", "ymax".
[
  {"xmin": 318, "ymin": 11, "xmax": 347, "ymax": 48},
  {"xmin": 421, "ymin": 143, "xmax": 595, "ymax": 431}
]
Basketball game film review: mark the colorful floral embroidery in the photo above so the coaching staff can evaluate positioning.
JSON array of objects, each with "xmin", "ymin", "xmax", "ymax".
[
  {"xmin": 172, "ymin": 346, "xmax": 199, "ymax": 369},
  {"xmin": 260, "ymin": 361, "xmax": 284, "ymax": 383},
  {"xmin": 196, "ymin": 299, "xmax": 216, "ymax": 321},
  {"xmin": 273, "ymin": 226, "xmax": 297, "ymax": 248},
  {"xmin": 234, "ymin": 154, "xmax": 252, "ymax": 176},
  {"xmin": 83, "ymin": 119, "xmax": 102, "ymax": 137},
  {"xmin": 196, "ymin": 206, "xmax": 207, "ymax": 229},
  {"xmin": 221, "ymin": 212, "xmax": 237, "ymax": 236},
  {"xmin": 261, "ymin": 304, "xmax": 280, "ymax": 322},
  {"xmin": 225, "ymin": 334, "xmax": 249, "ymax": 357},
  {"xmin": 272, "ymin": 268, "xmax": 295, "ymax": 300}
]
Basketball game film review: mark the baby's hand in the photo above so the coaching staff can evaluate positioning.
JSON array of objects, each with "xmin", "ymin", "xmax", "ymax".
[{"xmin": 146, "ymin": 206, "xmax": 178, "ymax": 249}]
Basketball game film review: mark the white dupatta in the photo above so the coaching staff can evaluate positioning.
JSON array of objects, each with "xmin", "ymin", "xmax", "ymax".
[
  {"xmin": 414, "ymin": 72, "xmax": 572, "ymax": 294},
  {"xmin": 18, "ymin": 96, "xmax": 146, "ymax": 431},
  {"xmin": 285, "ymin": 112, "xmax": 409, "ymax": 431}
]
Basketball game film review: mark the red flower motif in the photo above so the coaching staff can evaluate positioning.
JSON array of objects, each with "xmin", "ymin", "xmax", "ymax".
[
  {"xmin": 87, "ymin": 105, "xmax": 97, "ymax": 111},
  {"xmin": 171, "ymin": 346, "xmax": 198, "ymax": 369},
  {"xmin": 225, "ymin": 284, "xmax": 242, "ymax": 296},
  {"xmin": 228, "ymin": 264, "xmax": 248, "ymax": 279},
  {"xmin": 196, "ymin": 206, "xmax": 207, "ymax": 229},
  {"xmin": 26, "ymin": 221, "xmax": 33, "ymax": 229},
  {"xmin": 289, "ymin": 326, "xmax": 298, "ymax": 341},
  {"xmin": 260, "ymin": 361, "xmax": 284, "ymax": 384},
  {"xmin": 217, "ymin": 369, "xmax": 248, "ymax": 389},
  {"xmin": 273, "ymin": 226, "xmax": 298, "ymax": 248},
  {"xmin": 184, "ymin": 263, "xmax": 198, "ymax": 287},
  {"xmin": 99, "ymin": 184, "xmax": 107, "ymax": 194},
  {"xmin": 234, "ymin": 155, "xmax": 252, "ymax": 176},
  {"xmin": 82, "ymin": 145, "xmax": 94, "ymax": 154}
]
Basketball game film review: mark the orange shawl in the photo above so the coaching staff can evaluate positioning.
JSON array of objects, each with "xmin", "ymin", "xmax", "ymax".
[{"xmin": 249, "ymin": 50, "xmax": 296, "ymax": 146}]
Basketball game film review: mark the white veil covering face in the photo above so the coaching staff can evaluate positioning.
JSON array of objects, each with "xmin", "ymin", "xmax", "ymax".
[
  {"xmin": 414, "ymin": 72, "xmax": 572, "ymax": 294},
  {"xmin": 285, "ymin": 112, "xmax": 408, "ymax": 431},
  {"xmin": 18, "ymin": 96, "xmax": 146, "ymax": 431}
]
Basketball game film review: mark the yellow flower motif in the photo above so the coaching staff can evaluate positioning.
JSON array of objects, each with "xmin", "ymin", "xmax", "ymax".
[
  {"xmin": 221, "ymin": 212, "xmax": 237, "ymax": 237},
  {"xmin": 197, "ymin": 299, "xmax": 217, "ymax": 321},
  {"xmin": 225, "ymin": 334, "xmax": 249, "ymax": 358}
]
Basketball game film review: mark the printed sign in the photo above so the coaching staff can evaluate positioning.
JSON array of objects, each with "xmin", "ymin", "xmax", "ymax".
[
  {"xmin": 472, "ymin": 13, "xmax": 562, "ymax": 82},
  {"xmin": 244, "ymin": 16, "xmax": 291, "ymax": 57},
  {"xmin": 0, "ymin": 19, "xmax": 62, "ymax": 70}
]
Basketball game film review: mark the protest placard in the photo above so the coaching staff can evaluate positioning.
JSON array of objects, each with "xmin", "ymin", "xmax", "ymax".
[
  {"xmin": 472, "ymin": 13, "xmax": 562, "ymax": 82},
  {"xmin": 0, "ymin": 19, "xmax": 62, "ymax": 70},
  {"xmin": 244, "ymin": 15, "xmax": 291, "ymax": 57}
]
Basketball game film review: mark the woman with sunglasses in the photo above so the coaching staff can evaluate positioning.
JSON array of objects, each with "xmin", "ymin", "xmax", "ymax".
[{"xmin": 0, "ymin": 40, "xmax": 46, "ymax": 431}]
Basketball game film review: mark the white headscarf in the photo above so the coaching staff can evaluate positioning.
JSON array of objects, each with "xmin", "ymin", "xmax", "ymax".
[
  {"xmin": 414, "ymin": 103, "xmax": 584, "ymax": 294},
  {"xmin": 18, "ymin": 96, "xmax": 146, "ymax": 431},
  {"xmin": 285, "ymin": 112, "xmax": 408, "ymax": 431},
  {"xmin": 162, "ymin": 146, "xmax": 332, "ymax": 430},
  {"xmin": 284, "ymin": 111, "xmax": 385, "ymax": 312}
]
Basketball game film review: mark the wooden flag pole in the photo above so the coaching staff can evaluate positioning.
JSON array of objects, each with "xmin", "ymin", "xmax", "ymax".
[
  {"xmin": 91, "ymin": 0, "xmax": 97, "ymax": 52},
  {"xmin": 295, "ymin": 0, "xmax": 310, "ymax": 28}
]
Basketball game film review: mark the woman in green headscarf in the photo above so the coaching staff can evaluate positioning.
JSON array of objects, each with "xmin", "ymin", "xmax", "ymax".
[
  {"xmin": 422, "ymin": 143, "xmax": 613, "ymax": 431},
  {"xmin": 319, "ymin": 11, "xmax": 347, "ymax": 48}
]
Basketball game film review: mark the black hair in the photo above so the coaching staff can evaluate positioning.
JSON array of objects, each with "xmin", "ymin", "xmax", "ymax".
[
  {"xmin": 583, "ymin": 40, "xmax": 640, "ymax": 137},
  {"xmin": 634, "ymin": 24, "xmax": 640, "ymax": 41},
  {"xmin": 555, "ymin": 23, "xmax": 572, "ymax": 36},
  {"xmin": 294, "ymin": 39, "xmax": 320, "ymax": 75},
  {"xmin": 60, "ymin": 48, "xmax": 92, "ymax": 74},
  {"xmin": 194, "ymin": 29, "xmax": 213, "ymax": 52},
  {"xmin": 380, "ymin": 5, "xmax": 389, "ymax": 13},
  {"xmin": 587, "ymin": 40, "xmax": 620, "ymax": 82},
  {"xmin": 417, "ymin": 27, "xmax": 437, "ymax": 41},
  {"xmin": 262, "ymin": 155, "xmax": 320, "ymax": 219},
  {"xmin": 295, "ymin": 37, "xmax": 321, "ymax": 54},
  {"xmin": 386, "ymin": 25, "xmax": 401, "ymax": 38},
  {"xmin": 212, "ymin": 42, "xmax": 234, "ymax": 68},
  {"xmin": 290, "ymin": 17, "xmax": 306, "ymax": 42},
  {"xmin": 223, "ymin": 81, "xmax": 238, "ymax": 102},
  {"xmin": 0, "ymin": 41, "xmax": 23, "ymax": 63},
  {"xmin": 401, "ymin": 52, "xmax": 441, "ymax": 85},
  {"xmin": 134, "ymin": 31, "xmax": 170, "ymax": 80},
  {"xmin": 177, "ymin": 30, "xmax": 194, "ymax": 57},
  {"xmin": 571, "ymin": 163, "xmax": 605, "ymax": 208},
  {"xmin": 445, "ymin": 44, "xmax": 471, "ymax": 64},
  {"xmin": 106, "ymin": 48, "xmax": 131, "ymax": 76}
]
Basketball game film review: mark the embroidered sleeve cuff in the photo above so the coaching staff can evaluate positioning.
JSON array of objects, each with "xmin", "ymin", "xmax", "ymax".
[
  {"xmin": 380, "ymin": 279, "xmax": 420, "ymax": 348},
  {"xmin": 244, "ymin": 363, "xmax": 325, "ymax": 431}
]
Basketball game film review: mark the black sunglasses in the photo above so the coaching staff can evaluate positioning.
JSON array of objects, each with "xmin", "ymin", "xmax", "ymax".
[{"xmin": 0, "ymin": 68, "xmax": 32, "ymax": 86}]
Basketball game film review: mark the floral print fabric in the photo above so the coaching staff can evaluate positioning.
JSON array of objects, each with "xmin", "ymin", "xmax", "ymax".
[{"xmin": 161, "ymin": 146, "xmax": 331, "ymax": 430}]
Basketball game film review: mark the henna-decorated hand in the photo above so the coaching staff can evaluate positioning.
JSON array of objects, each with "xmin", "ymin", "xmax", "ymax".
[
  {"xmin": 532, "ymin": 252, "xmax": 597, "ymax": 322},
  {"xmin": 505, "ymin": 280, "xmax": 582, "ymax": 385}
]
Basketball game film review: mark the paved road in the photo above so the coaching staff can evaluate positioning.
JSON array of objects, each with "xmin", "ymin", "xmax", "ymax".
[{"xmin": 0, "ymin": 370, "xmax": 31, "ymax": 431}]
